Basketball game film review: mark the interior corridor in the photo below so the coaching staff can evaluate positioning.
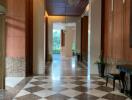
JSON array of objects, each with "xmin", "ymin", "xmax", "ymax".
[
  {"xmin": 0, "ymin": 55, "xmax": 130, "ymax": 100},
  {"xmin": 0, "ymin": 0, "xmax": 132, "ymax": 100},
  {"xmin": 45, "ymin": 54, "xmax": 87, "ymax": 76}
]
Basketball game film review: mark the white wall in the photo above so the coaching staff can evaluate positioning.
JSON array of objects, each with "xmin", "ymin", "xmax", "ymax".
[
  {"xmin": 61, "ymin": 26, "xmax": 76, "ymax": 57},
  {"xmin": 88, "ymin": 0, "xmax": 102, "ymax": 74},
  {"xmin": 33, "ymin": 0, "xmax": 45, "ymax": 75},
  {"xmin": 48, "ymin": 16, "xmax": 81, "ymax": 55}
]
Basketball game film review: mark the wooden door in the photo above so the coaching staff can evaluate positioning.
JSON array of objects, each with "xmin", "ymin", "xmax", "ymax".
[{"xmin": 81, "ymin": 16, "xmax": 88, "ymax": 64}]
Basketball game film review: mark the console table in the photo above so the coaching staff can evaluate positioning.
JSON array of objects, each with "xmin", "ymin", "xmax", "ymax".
[{"xmin": 117, "ymin": 64, "xmax": 132, "ymax": 97}]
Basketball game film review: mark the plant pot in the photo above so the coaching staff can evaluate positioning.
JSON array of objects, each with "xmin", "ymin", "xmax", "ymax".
[{"xmin": 97, "ymin": 63, "xmax": 105, "ymax": 77}]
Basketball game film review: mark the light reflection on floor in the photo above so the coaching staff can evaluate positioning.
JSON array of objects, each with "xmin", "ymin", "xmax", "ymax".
[
  {"xmin": 46, "ymin": 54, "xmax": 89, "ymax": 78},
  {"xmin": 6, "ymin": 77, "xmax": 24, "ymax": 88}
]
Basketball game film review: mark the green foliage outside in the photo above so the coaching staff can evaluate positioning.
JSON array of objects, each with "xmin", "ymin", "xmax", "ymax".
[
  {"xmin": 52, "ymin": 29, "xmax": 61, "ymax": 54},
  {"xmin": 52, "ymin": 29, "xmax": 76, "ymax": 54}
]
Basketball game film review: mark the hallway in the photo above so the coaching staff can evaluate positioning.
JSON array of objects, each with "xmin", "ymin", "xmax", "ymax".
[
  {"xmin": 4, "ymin": 55, "xmax": 130, "ymax": 100},
  {"xmin": 45, "ymin": 54, "xmax": 87, "ymax": 76},
  {"xmin": 13, "ymin": 58, "xmax": 129, "ymax": 100},
  {"xmin": 0, "ymin": 0, "xmax": 132, "ymax": 100}
]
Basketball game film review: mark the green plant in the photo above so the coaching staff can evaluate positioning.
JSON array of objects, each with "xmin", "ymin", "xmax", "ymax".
[
  {"xmin": 95, "ymin": 52, "xmax": 105, "ymax": 64},
  {"xmin": 95, "ymin": 51, "xmax": 106, "ymax": 77},
  {"xmin": 48, "ymin": 54, "xmax": 52, "ymax": 61}
]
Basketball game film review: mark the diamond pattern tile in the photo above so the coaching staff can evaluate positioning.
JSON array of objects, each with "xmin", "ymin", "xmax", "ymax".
[
  {"xmin": 35, "ymin": 76, "xmax": 48, "ymax": 80},
  {"xmin": 92, "ymin": 81, "xmax": 106, "ymax": 85},
  {"xmin": 38, "ymin": 98, "xmax": 48, "ymax": 100},
  {"xmin": 75, "ymin": 93, "xmax": 99, "ymax": 100},
  {"xmin": 71, "ymin": 81, "xmax": 86, "ymax": 85},
  {"xmin": 23, "ymin": 83, "xmax": 36, "ymax": 89},
  {"xmin": 48, "ymin": 86, "xmax": 68, "ymax": 92},
  {"xmin": 30, "ymin": 81, "xmax": 46, "ymax": 85},
  {"xmin": 46, "ymin": 94, "xmax": 70, "ymax": 100},
  {"xmin": 61, "ymin": 83, "xmax": 79, "ymax": 89},
  {"xmin": 96, "ymin": 86, "xmax": 113, "ymax": 92},
  {"xmin": 87, "ymin": 89, "xmax": 108, "ymax": 97},
  {"xmin": 15, "ymin": 94, "xmax": 41, "ymax": 100},
  {"xmin": 60, "ymin": 89, "xmax": 82, "ymax": 97},
  {"xmin": 15, "ymin": 90, "xmax": 30, "ymax": 98},
  {"xmin": 25, "ymin": 86, "xmax": 44, "ymax": 93},
  {"xmin": 102, "ymin": 93, "xmax": 127, "ymax": 100},
  {"xmin": 14, "ymin": 76, "xmax": 131, "ymax": 100},
  {"xmin": 83, "ymin": 83, "xmax": 100, "ymax": 89},
  {"xmin": 67, "ymin": 98, "xmax": 78, "ymax": 100},
  {"xmin": 33, "ymin": 90, "xmax": 56, "ymax": 98},
  {"xmin": 73, "ymin": 86, "xmax": 89, "ymax": 92}
]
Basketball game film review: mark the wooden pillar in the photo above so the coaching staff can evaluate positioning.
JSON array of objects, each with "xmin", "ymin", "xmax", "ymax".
[
  {"xmin": 81, "ymin": 16, "xmax": 88, "ymax": 64},
  {"xmin": 45, "ymin": 17, "xmax": 49, "ymax": 63},
  {"xmin": 130, "ymin": 0, "xmax": 132, "ymax": 47},
  {"xmin": 0, "ymin": 11, "xmax": 6, "ymax": 89},
  {"xmin": 26, "ymin": 0, "xmax": 33, "ymax": 76},
  {"xmin": 61, "ymin": 30, "xmax": 65, "ymax": 47}
]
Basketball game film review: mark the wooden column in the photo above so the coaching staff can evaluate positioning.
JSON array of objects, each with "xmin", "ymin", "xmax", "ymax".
[
  {"xmin": 0, "ymin": 1, "xmax": 6, "ymax": 89},
  {"xmin": 26, "ymin": 0, "xmax": 33, "ymax": 76},
  {"xmin": 0, "ymin": 15, "xmax": 5, "ymax": 89},
  {"xmin": 130, "ymin": 0, "xmax": 132, "ymax": 47},
  {"xmin": 102, "ymin": 0, "xmax": 132, "ymax": 62},
  {"xmin": 61, "ymin": 30, "xmax": 65, "ymax": 47},
  {"xmin": 45, "ymin": 17, "xmax": 49, "ymax": 63},
  {"xmin": 81, "ymin": 16, "xmax": 88, "ymax": 64}
]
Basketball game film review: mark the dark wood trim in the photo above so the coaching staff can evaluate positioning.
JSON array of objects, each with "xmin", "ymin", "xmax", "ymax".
[
  {"xmin": 81, "ymin": 17, "xmax": 83, "ymax": 61},
  {"xmin": 61, "ymin": 30, "xmax": 65, "ymax": 47},
  {"xmin": 101, "ymin": 0, "xmax": 105, "ymax": 55},
  {"xmin": 45, "ymin": 17, "xmax": 48, "ymax": 62},
  {"xmin": 130, "ymin": 0, "xmax": 132, "ymax": 47},
  {"xmin": 46, "ymin": 0, "xmax": 88, "ymax": 16},
  {"xmin": 80, "ymin": 16, "xmax": 88, "ymax": 64},
  {"xmin": 25, "ymin": 0, "xmax": 33, "ymax": 76}
]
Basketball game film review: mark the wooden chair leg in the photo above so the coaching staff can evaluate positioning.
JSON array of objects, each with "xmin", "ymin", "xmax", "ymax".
[
  {"xmin": 113, "ymin": 79, "xmax": 115, "ymax": 91},
  {"xmin": 119, "ymin": 79, "xmax": 121, "ymax": 88},
  {"xmin": 124, "ymin": 80, "xmax": 128, "ymax": 90},
  {"xmin": 106, "ymin": 77, "xmax": 108, "ymax": 87}
]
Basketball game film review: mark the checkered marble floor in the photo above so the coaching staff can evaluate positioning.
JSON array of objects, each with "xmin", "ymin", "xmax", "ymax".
[{"xmin": 13, "ymin": 76, "xmax": 131, "ymax": 100}]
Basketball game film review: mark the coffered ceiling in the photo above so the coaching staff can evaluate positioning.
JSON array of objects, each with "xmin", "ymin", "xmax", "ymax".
[{"xmin": 46, "ymin": 0, "xmax": 89, "ymax": 16}]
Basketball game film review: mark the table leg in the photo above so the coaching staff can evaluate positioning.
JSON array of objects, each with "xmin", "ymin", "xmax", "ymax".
[{"xmin": 130, "ymin": 75, "xmax": 132, "ymax": 96}]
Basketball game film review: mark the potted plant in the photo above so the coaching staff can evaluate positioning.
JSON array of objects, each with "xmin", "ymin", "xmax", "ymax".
[{"xmin": 95, "ymin": 52, "xmax": 106, "ymax": 77}]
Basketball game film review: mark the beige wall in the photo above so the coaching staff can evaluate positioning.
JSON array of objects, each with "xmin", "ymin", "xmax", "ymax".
[
  {"xmin": 48, "ymin": 16, "xmax": 81, "ymax": 56},
  {"xmin": 6, "ymin": 0, "xmax": 26, "ymax": 77},
  {"xmin": 61, "ymin": 26, "xmax": 76, "ymax": 57},
  {"xmin": 88, "ymin": 0, "xmax": 102, "ymax": 74},
  {"xmin": 33, "ymin": 0, "xmax": 45, "ymax": 75}
]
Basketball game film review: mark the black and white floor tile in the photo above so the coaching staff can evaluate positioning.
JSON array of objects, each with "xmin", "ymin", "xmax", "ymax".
[{"xmin": 13, "ymin": 76, "xmax": 131, "ymax": 100}]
